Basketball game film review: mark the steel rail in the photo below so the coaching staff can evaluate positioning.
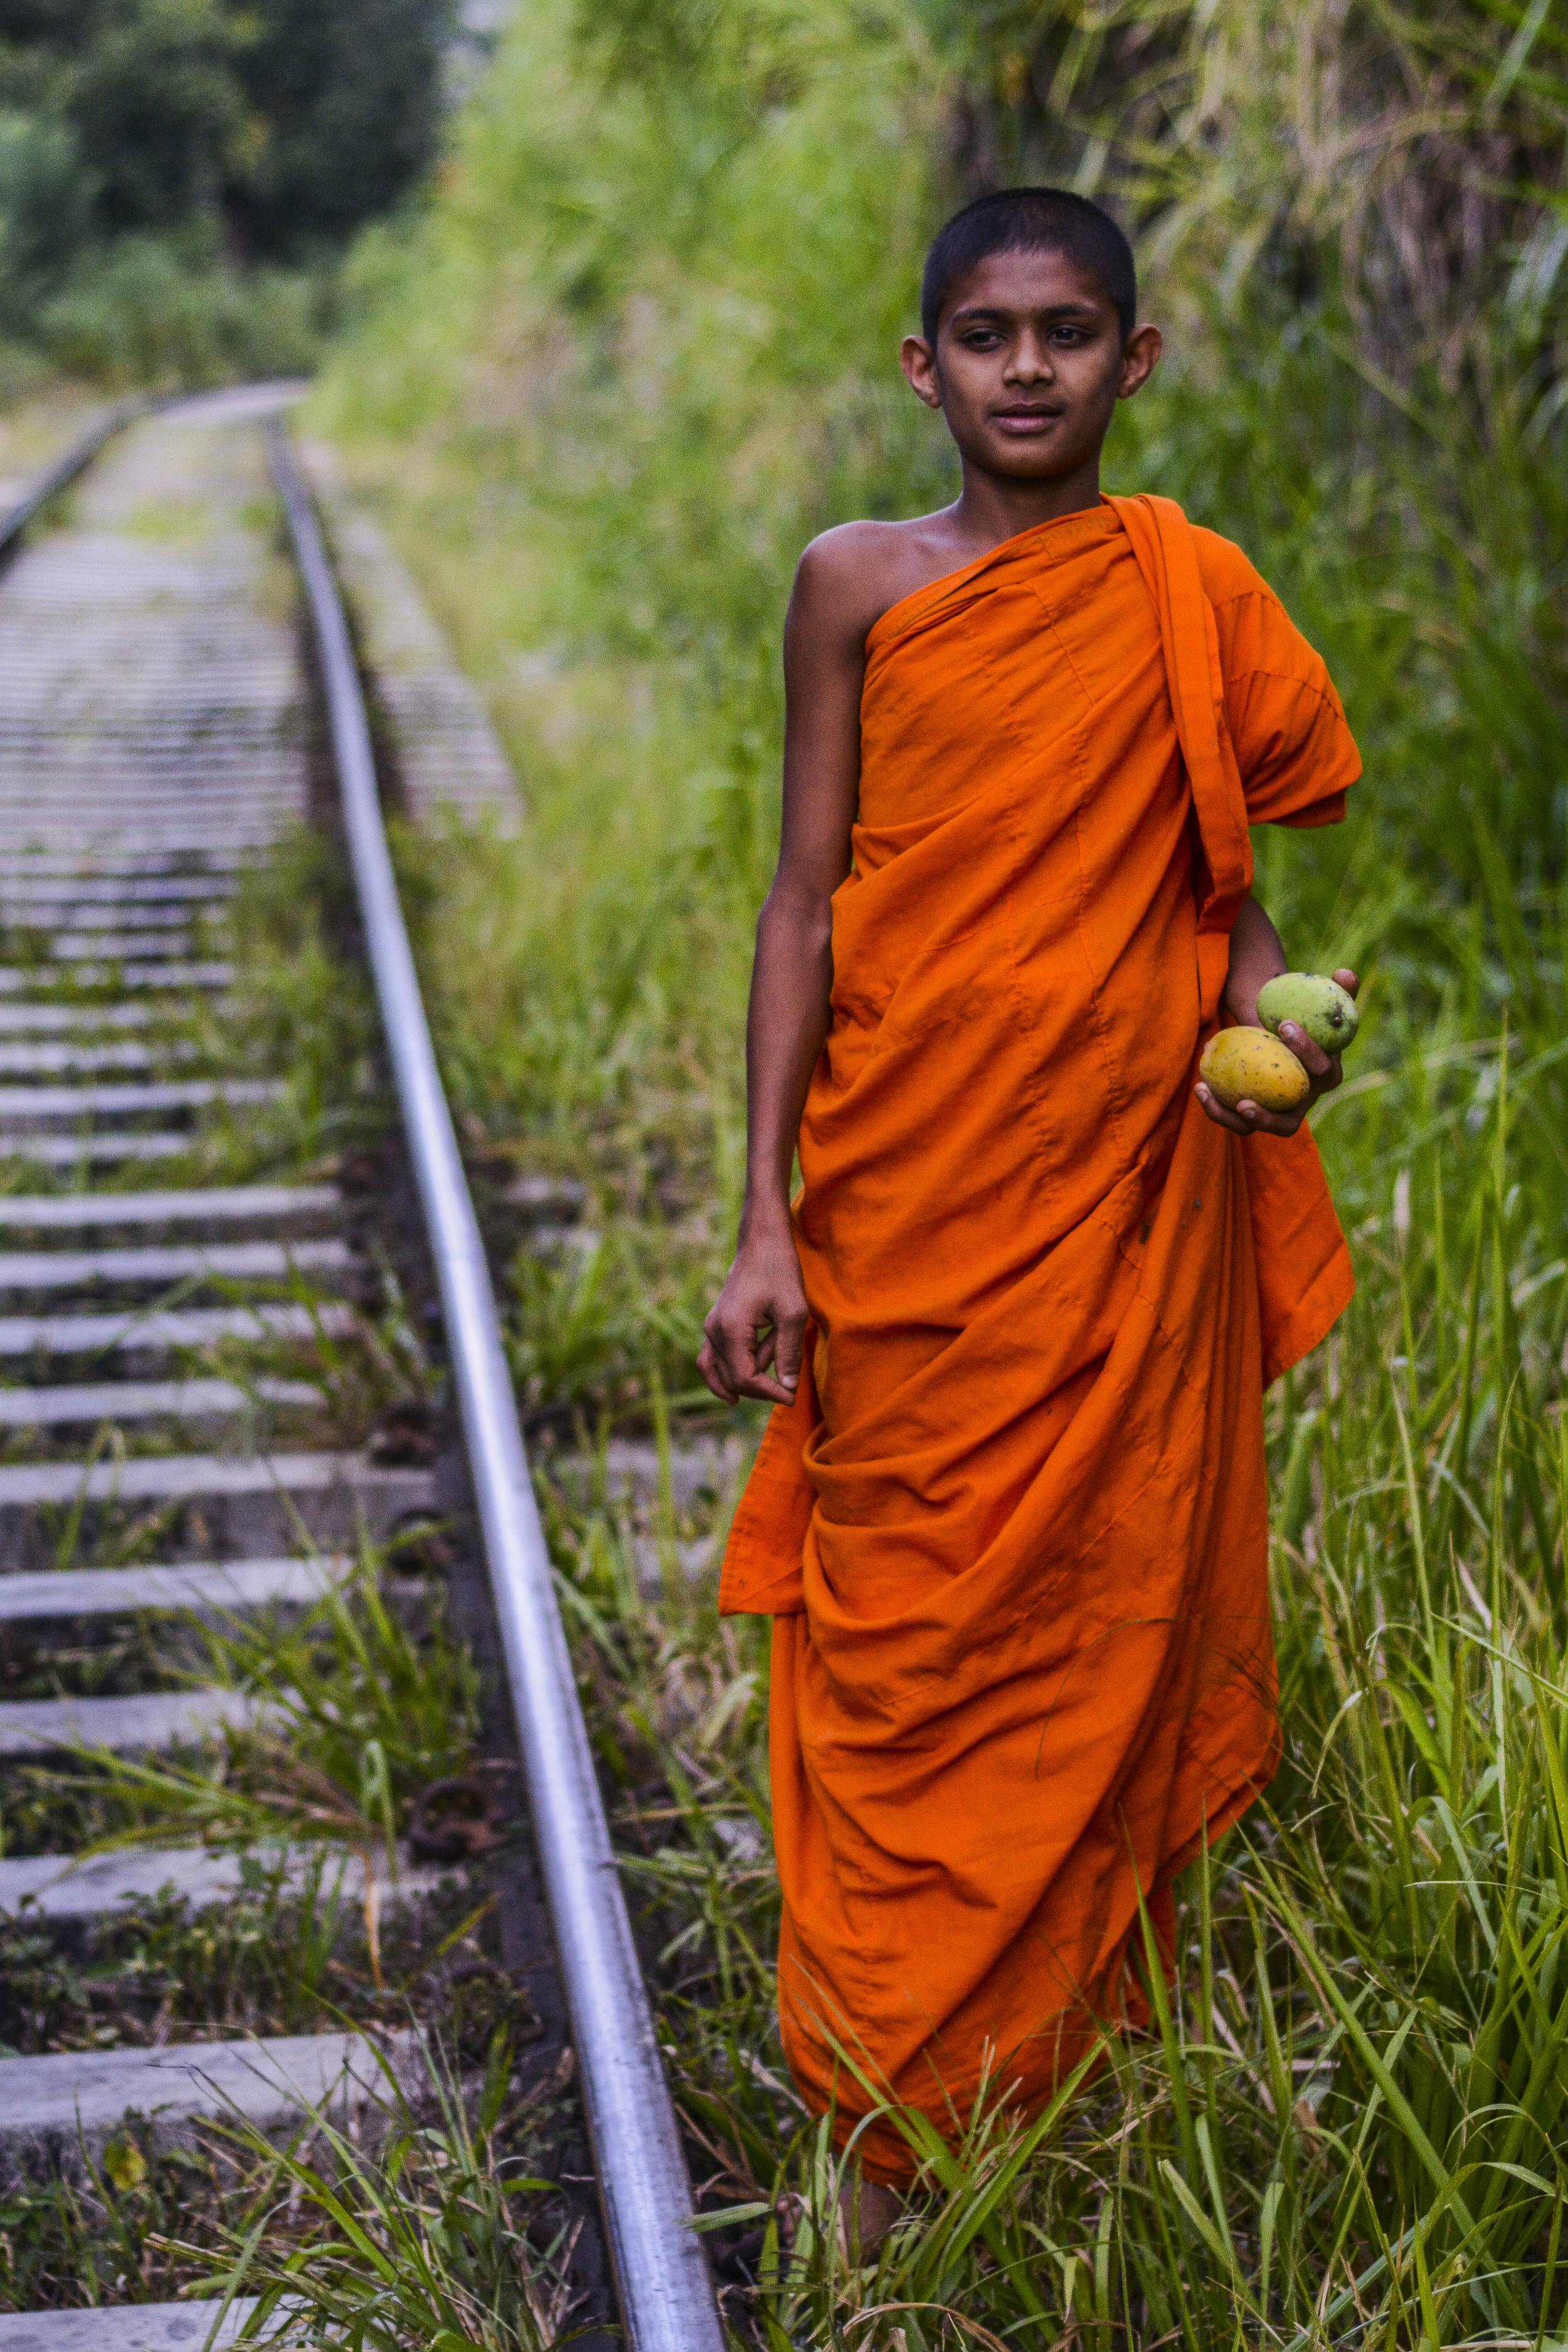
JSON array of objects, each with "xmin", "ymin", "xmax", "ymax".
[
  {"xmin": 0, "ymin": 384, "xmax": 302, "ymax": 559},
  {"xmin": 0, "ymin": 398, "xmax": 151, "ymax": 559},
  {"xmin": 265, "ymin": 421, "xmax": 724, "ymax": 2352}
]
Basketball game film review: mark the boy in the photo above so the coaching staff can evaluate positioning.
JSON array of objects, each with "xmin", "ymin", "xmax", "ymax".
[{"xmin": 698, "ymin": 188, "xmax": 1360, "ymax": 2202}]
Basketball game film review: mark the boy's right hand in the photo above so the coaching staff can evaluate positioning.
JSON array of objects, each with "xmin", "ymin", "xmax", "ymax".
[{"xmin": 699, "ymin": 1225, "xmax": 809, "ymax": 1406}]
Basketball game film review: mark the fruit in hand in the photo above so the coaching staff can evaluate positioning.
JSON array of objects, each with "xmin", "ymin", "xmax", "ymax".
[
  {"xmin": 1200, "ymin": 1028, "xmax": 1312, "ymax": 1114},
  {"xmin": 1256, "ymin": 972, "xmax": 1360, "ymax": 1056}
]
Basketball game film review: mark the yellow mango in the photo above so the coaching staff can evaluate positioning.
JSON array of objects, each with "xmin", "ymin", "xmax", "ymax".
[{"xmin": 1199, "ymin": 1027, "xmax": 1311, "ymax": 1114}]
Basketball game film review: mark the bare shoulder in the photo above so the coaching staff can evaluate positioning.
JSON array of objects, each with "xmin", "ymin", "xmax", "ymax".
[{"xmin": 791, "ymin": 514, "xmax": 966, "ymax": 652}]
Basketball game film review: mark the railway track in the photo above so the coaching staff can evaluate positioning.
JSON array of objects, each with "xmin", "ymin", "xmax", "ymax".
[{"xmin": 0, "ymin": 389, "xmax": 724, "ymax": 2351}]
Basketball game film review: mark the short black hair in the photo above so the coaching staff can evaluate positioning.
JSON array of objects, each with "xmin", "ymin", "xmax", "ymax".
[{"xmin": 920, "ymin": 188, "xmax": 1137, "ymax": 347}]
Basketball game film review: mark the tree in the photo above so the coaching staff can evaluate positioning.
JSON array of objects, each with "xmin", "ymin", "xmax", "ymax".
[
  {"xmin": 0, "ymin": 0, "xmax": 455, "ymax": 262},
  {"xmin": 63, "ymin": 0, "xmax": 241, "ymax": 235},
  {"xmin": 0, "ymin": 109, "xmax": 91, "ymax": 329},
  {"xmin": 228, "ymin": 0, "xmax": 457, "ymax": 261}
]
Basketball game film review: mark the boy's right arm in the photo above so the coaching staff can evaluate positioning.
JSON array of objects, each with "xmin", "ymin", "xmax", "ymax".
[{"xmin": 697, "ymin": 534, "xmax": 873, "ymax": 1406}]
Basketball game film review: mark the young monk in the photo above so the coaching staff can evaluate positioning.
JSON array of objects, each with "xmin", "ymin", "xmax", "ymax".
[{"xmin": 697, "ymin": 188, "xmax": 1361, "ymax": 2220}]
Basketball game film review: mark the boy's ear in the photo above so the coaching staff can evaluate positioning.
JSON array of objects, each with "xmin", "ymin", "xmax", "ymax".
[
  {"xmin": 1116, "ymin": 323, "xmax": 1163, "ymax": 400},
  {"xmin": 901, "ymin": 334, "xmax": 943, "ymax": 411}
]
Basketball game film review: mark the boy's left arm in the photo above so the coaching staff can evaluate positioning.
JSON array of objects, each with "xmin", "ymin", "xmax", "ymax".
[{"xmin": 1197, "ymin": 893, "xmax": 1358, "ymax": 1138}]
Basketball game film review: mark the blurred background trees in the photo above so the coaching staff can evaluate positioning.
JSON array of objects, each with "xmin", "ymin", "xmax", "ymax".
[
  {"xmin": 3, "ymin": 0, "xmax": 1560, "ymax": 414},
  {"xmin": 931, "ymin": 0, "xmax": 1567, "ymax": 401},
  {"xmin": 0, "ymin": 0, "xmax": 457, "ymax": 379}
]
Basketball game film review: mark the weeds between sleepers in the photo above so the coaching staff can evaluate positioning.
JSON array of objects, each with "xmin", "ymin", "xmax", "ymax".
[
  {"xmin": 0, "ymin": 1541, "xmax": 482, "ymax": 1845},
  {"xmin": 0, "ymin": 794, "xmax": 605, "ymax": 2317},
  {"xmin": 0, "ymin": 2029, "xmax": 585, "ymax": 2323},
  {"xmin": 0, "ymin": 1855, "xmax": 528, "ymax": 2057},
  {"xmin": 0, "ymin": 1540, "xmax": 562, "ymax": 2313}
]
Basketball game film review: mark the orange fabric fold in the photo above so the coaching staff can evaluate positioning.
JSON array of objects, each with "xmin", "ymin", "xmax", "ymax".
[{"xmin": 721, "ymin": 496, "xmax": 1360, "ymax": 2180}]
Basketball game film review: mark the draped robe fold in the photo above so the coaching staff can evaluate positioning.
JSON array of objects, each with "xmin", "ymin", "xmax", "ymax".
[{"xmin": 719, "ymin": 495, "xmax": 1362, "ymax": 2181}]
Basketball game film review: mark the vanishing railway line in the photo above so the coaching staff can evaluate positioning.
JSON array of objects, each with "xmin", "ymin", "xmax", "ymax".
[{"xmin": 0, "ymin": 391, "xmax": 724, "ymax": 2351}]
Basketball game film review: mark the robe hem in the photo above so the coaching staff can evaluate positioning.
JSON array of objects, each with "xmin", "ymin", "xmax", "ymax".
[{"xmin": 801, "ymin": 1717, "xmax": 1285, "ymax": 2186}]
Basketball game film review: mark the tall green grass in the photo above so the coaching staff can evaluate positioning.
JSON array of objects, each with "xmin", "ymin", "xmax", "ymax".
[
  {"xmin": 532, "ymin": 1011, "xmax": 1568, "ymax": 2346},
  {"xmin": 299, "ymin": 0, "xmax": 1568, "ymax": 2338}
]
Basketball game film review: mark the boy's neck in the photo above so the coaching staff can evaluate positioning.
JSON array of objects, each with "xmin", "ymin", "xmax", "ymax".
[{"xmin": 949, "ymin": 450, "xmax": 1103, "ymax": 551}]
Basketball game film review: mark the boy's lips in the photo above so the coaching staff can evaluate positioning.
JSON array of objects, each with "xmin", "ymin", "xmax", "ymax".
[{"xmin": 992, "ymin": 406, "xmax": 1064, "ymax": 433}]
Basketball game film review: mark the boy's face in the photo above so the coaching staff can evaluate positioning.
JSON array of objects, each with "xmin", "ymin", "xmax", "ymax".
[{"xmin": 901, "ymin": 248, "xmax": 1161, "ymax": 484}]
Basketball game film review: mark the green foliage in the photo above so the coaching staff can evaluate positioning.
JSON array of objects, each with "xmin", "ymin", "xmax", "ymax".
[
  {"xmin": 198, "ymin": 2035, "xmax": 583, "ymax": 2352},
  {"xmin": 0, "ymin": 109, "xmax": 88, "ymax": 316},
  {"xmin": 36, "ymin": 233, "xmax": 325, "ymax": 385},
  {"xmin": 62, "ymin": 0, "xmax": 242, "ymax": 236},
  {"xmin": 0, "ymin": 0, "xmax": 455, "ymax": 255},
  {"xmin": 0, "ymin": 2014, "xmax": 561, "ymax": 2316},
  {"xmin": 930, "ymin": 0, "xmax": 1568, "ymax": 388},
  {"xmin": 0, "ymin": 0, "xmax": 456, "ymax": 379},
  {"xmin": 229, "ymin": 0, "xmax": 457, "ymax": 262},
  {"xmin": 272, "ymin": 0, "xmax": 1568, "ymax": 2338}
]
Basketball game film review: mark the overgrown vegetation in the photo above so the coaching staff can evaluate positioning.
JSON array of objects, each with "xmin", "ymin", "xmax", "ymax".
[
  {"xmin": 0, "ymin": 2030, "xmax": 580, "ymax": 2318},
  {"xmin": 191, "ymin": 2036, "xmax": 588, "ymax": 2352},
  {"xmin": 0, "ymin": 1846, "xmax": 517, "ymax": 2057},
  {"xmin": 294, "ymin": 0, "xmax": 1568, "ymax": 2341},
  {"xmin": 30, "ymin": 1559, "xmax": 483, "ymax": 1855}
]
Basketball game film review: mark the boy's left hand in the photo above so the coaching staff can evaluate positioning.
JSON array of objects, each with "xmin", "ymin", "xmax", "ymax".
[{"xmin": 1195, "ymin": 967, "xmax": 1359, "ymax": 1138}]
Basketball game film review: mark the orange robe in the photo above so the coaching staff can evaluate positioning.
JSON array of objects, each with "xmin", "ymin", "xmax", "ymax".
[{"xmin": 719, "ymin": 494, "xmax": 1361, "ymax": 2181}]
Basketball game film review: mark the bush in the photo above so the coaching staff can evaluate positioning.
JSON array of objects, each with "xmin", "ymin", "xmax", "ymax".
[
  {"xmin": 0, "ymin": 109, "xmax": 90, "ymax": 332},
  {"xmin": 38, "ymin": 233, "xmax": 327, "ymax": 387},
  {"xmin": 0, "ymin": 0, "xmax": 457, "ymax": 383}
]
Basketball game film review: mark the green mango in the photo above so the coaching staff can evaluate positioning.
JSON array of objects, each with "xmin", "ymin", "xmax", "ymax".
[{"xmin": 1256, "ymin": 971, "xmax": 1360, "ymax": 1055}]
